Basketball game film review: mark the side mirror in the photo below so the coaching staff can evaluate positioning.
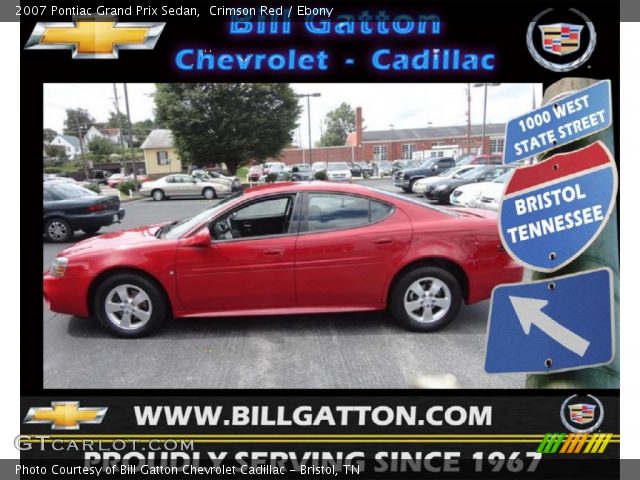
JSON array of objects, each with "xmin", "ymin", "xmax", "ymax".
[
  {"xmin": 180, "ymin": 228, "xmax": 211, "ymax": 248},
  {"xmin": 431, "ymin": 165, "xmax": 438, "ymax": 171}
]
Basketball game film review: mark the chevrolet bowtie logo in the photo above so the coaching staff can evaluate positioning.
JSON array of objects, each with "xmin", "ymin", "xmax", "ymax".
[
  {"xmin": 24, "ymin": 19, "xmax": 165, "ymax": 59},
  {"xmin": 24, "ymin": 402, "xmax": 108, "ymax": 430}
]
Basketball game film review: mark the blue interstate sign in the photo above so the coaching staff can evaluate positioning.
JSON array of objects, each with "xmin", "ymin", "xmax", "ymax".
[
  {"xmin": 499, "ymin": 141, "xmax": 617, "ymax": 272},
  {"xmin": 503, "ymin": 80, "xmax": 611, "ymax": 164},
  {"xmin": 485, "ymin": 268, "xmax": 615, "ymax": 374}
]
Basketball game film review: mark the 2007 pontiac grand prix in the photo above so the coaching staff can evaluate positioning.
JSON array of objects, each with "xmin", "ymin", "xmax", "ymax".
[{"xmin": 43, "ymin": 182, "xmax": 522, "ymax": 337}]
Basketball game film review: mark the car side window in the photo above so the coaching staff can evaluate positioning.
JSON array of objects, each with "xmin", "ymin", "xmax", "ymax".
[
  {"xmin": 371, "ymin": 200, "xmax": 393, "ymax": 222},
  {"xmin": 166, "ymin": 176, "xmax": 175, "ymax": 183},
  {"xmin": 304, "ymin": 193, "xmax": 390, "ymax": 233},
  {"xmin": 213, "ymin": 196, "xmax": 295, "ymax": 241}
]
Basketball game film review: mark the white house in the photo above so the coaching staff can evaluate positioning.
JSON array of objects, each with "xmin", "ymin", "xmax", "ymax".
[
  {"xmin": 49, "ymin": 135, "xmax": 82, "ymax": 160},
  {"xmin": 86, "ymin": 125, "xmax": 122, "ymax": 145}
]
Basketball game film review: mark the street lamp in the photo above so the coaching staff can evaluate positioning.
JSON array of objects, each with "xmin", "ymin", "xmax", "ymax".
[
  {"xmin": 296, "ymin": 93, "xmax": 321, "ymax": 164},
  {"xmin": 473, "ymin": 83, "xmax": 500, "ymax": 154}
]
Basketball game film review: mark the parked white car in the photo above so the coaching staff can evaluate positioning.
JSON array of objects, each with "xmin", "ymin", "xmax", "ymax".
[
  {"xmin": 449, "ymin": 170, "xmax": 514, "ymax": 209},
  {"xmin": 140, "ymin": 174, "xmax": 232, "ymax": 201},
  {"xmin": 411, "ymin": 165, "xmax": 479, "ymax": 194},
  {"xmin": 326, "ymin": 162, "xmax": 352, "ymax": 182}
]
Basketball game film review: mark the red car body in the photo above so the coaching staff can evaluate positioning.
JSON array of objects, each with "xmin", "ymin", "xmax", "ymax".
[{"xmin": 43, "ymin": 182, "xmax": 522, "ymax": 323}]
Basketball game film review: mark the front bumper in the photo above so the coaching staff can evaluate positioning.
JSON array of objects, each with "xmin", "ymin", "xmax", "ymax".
[
  {"xmin": 393, "ymin": 177, "xmax": 410, "ymax": 187},
  {"xmin": 43, "ymin": 272, "xmax": 92, "ymax": 318},
  {"xmin": 424, "ymin": 189, "xmax": 452, "ymax": 202}
]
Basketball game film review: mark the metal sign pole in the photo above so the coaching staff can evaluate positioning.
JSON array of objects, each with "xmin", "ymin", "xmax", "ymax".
[{"xmin": 526, "ymin": 77, "xmax": 620, "ymax": 389}]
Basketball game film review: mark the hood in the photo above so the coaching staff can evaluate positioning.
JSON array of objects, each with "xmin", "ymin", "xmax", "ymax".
[
  {"xmin": 401, "ymin": 167, "xmax": 431, "ymax": 176},
  {"xmin": 59, "ymin": 223, "xmax": 164, "ymax": 257},
  {"xmin": 478, "ymin": 182, "xmax": 506, "ymax": 197},
  {"xmin": 455, "ymin": 181, "xmax": 497, "ymax": 196}
]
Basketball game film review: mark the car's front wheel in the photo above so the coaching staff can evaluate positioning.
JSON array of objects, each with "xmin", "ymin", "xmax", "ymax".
[
  {"xmin": 390, "ymin": 266, "xmax": 462, "ymax": 332},
  {"xmin": 93, "ymin": 273, "xmax": 168, "ymax": 338},
  {"xmin": 44, "ymin": 217, "xmax": 74, "ymax": 243}
]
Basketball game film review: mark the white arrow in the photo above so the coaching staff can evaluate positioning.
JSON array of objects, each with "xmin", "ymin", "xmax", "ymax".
[{"xmin": 509, "ymin": 296, "xmax": 590, "ymax": 357}]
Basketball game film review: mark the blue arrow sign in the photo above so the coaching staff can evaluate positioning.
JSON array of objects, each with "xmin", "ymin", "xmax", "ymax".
[
  {"xmin": 503, "ymin": 80, "xmax": 611, "ymax": 164},
  {"xmin": 499, "ymin": 141, "xmax": 617, "ymax": 272},
  {"xmin": 485, "ymin": 268, "xmax": 615, "ymax": 374}
]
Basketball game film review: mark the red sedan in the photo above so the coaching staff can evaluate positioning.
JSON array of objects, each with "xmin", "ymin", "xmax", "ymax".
[{"xmin": 43, "ymin": 182, "xmax": 522, "ymax": 337}]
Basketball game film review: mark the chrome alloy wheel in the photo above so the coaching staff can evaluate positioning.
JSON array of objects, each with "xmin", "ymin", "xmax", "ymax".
[
  {"xmin": 403, "ymin": 277, "xmax": 452, "ymax": 324},
  {"xmin": 104, "ymin": 284, "xmax": 153, "ymax": 331},
  {"xmin": 47, "ymin": 221, "xmax": 68, "ymax": 241}
]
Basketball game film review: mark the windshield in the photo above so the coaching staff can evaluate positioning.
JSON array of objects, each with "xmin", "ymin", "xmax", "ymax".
[
  {"xmin": 294, "ymin": 164, "xmax": 311, "ymax": 171},
  {"xmin": 378, "ymin": 161, "xmax": 391, "ymax": 167},
  {"xmin": 47, "ymin": 183, "xmax": 97, "ymax": 199},
  {"xmin": 163, "ymin": 191, "xmax": 243, "ymax": 240},
  {"xmin": 327, "ymin": 163, "xmax": 349, "ymax": 171},
  {"xmin": 459, "ymin": 166, "xmax": 490, "ymax": 179},
  {"xmin": 494, "ymin": 170, "xmax": 514, "ymax": 183},
  {"xmin": 365, "ymin": 187, "xmax": 458, "ymax": 217},
  {"xmin": 420, "ymin": 159, "xmax": 437, "ymax": 168}
]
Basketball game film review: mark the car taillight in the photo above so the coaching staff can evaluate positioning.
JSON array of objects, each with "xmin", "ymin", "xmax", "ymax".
[{"xmin": 88, "ymin": 204, "xmax": 107, "ymax": 212}]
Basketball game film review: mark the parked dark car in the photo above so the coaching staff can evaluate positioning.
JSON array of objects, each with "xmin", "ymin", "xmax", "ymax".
[
  {"xmin": 350, "ymin": 162, "xmax": 374, "ymax": 178},
  {"xmin": 456, "ymin": 154, "xmax": 503, "ymax": 166},
  {"xmin": 393, "ymin": 157, "xmax": 457, "ymax": 192},
  {"xmin": 424, "ymin": 165, "xmax": 513, "ymax": 204},
  {"xmin": 290, "ymin": 163, "xmax": 313, "ymax": 181},
  {"xmin": 43, "ymin": 182, "xmax": 125, "ymax": 243}
]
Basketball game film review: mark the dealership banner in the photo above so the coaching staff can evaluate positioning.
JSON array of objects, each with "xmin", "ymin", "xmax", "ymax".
[{"xmin": 21, "ymin": 0, "xmax": 622, "ymax": 479}]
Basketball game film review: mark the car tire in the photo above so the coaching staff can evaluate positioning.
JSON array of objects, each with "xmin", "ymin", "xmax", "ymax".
[
  {"xmin": 151, "ymin": 189, "xmax": 165, "ymax": 201},
  {"xmin": 202, "ymin": 187, "xmax": 216, "ymax": 200},
  {"xmin": 409, "ymin": 178, "xmax": 420, "ymax": 193},
  {"xmin": 82, "ymin": 226, "xmax": 101, "ymax": 235},
  {"xmin": 44, "ymin": 217, "xmax": 74, "ymax": 243},
  {"xmin": 389, "ymin": 266, "xmax": 462, "ymax": 332},
  {"xmin": 93, "ymin": 273, "xmax": 168, "ymax": 338}
]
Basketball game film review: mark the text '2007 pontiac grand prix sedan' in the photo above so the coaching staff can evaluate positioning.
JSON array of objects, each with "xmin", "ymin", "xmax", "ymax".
[{"xmin": 43, "ymin": 182, "xmax": 522, "ymax": 337}]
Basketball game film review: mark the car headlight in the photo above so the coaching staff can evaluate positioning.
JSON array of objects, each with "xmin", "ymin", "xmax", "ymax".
[
  {"xmin": 434, "ymin": 184, "xmax": 449, "ymax": 191},
  {"xmin": 49, "ymin": 257, "xmax": 68, "ymax": 277}
]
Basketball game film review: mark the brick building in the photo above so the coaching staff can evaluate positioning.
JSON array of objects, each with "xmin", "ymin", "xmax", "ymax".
[{"xmin": 271, "ymin": 107, "xmax": 506, "ymax": 165}]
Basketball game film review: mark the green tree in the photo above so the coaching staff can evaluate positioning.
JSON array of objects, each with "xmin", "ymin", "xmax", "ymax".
[
  {"xmin": 318, "ymin": 102, "xmax": 355, "ymax": 147},
  {"xmin": 154, "ymin": 83, "xmax": 301, "ymax": 174},
  {"xmin": 44, "ymin": 144, "xmax": 66, "ymax": 160},
  {"xmin": 106, "ymin": 111, "xmax": 128, "ymax": 129},
  {"xmin": 43, "ymin": 128, "xmax": 58, "ymax": 143},
  {"xmin": 63, "ymin": 108, "xmax": 94, "ymax": 134},
  {"xmin": 87, "ymin": 136, "xmax": 114, "ymax": 157}
]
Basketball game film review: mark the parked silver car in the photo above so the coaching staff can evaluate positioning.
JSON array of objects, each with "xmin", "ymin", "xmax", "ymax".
[{"xmin": 140, "ymin": 174, "xmax": 232, "ymax": 201}]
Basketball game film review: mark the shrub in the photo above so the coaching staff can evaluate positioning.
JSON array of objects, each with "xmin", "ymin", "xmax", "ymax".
[
  {"xmin": 314, "ymin": 170, "xmax": 328, "ymax": 181},
  {"xmin": 84, "ymin": 183, "xmax": 100, "ymax": 194},
  {"xmin": 44, "ymin": 167, "xmax": 62, "ymax": 174},
  {"xmin": 266, "ymin": 173, "xmax": 278, "ymax": 183},
  {"xmin": 117, "ymin": 179, "xmax": 141, "ymax": 195}
]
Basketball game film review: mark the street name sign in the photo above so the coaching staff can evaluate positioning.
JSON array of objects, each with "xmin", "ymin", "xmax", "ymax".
[
  {"xmin": 485, "ymin": 268, "xmax": 615, "ymax": 374},
  {"xmin": 499, "ymin": 141, "xmax": 617, "ymax": 272},
  {"xmin": 503, "ymin": 80, "xmax": 611, "ymax": 164}
]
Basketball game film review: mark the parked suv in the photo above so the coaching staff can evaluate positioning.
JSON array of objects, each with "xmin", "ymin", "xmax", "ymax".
[{"xmin": 393, "ymin": 157, "xmax": 456, "ymax": 193}]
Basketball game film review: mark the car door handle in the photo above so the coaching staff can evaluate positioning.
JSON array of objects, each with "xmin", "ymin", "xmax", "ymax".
[
  {"xmin": 373, "ymin": 238, "xmax": 394, "ymax": 245},
  {"xmin": 263, "ymin": 249, "xmax": 284, "ymax": 256}
]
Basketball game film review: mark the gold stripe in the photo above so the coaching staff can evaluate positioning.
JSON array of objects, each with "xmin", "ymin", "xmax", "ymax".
[
  {"xmin": 559, "ymin": 434, "xmax": 575, "ymax": 454},
  {"xmin": 597, "ymin": 433, "xmax": 613, "ymax": 453},
  {"xmin": 572, "ymin": 434, "xmax": 589, "ymax": 454}
]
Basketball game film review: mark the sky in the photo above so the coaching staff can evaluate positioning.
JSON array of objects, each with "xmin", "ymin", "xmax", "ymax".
[{"xmin": 44, "ymin": 83, "xmax": 542, "ymax": 147}]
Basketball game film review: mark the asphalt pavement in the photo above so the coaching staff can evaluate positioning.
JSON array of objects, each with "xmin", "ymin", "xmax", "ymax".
[{"xmin": 42, "ymin": 179, "xmax": 526, "ymax": 389}]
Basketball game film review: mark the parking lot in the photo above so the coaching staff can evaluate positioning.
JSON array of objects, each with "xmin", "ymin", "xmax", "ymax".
[{"xmin": 43, "ymin": 178, "xmax": 525, "ymax": 389}]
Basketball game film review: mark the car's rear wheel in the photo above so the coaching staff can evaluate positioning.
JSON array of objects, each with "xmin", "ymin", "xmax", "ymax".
[
  {"xmin": 390, "ymin": 267, "xmax": 462, "ymax": 332},
  {"xmin": 82, "ymin": 226, "xmax": 100, "ymax": 235},
  {"xmin": 152, "ymin": 189, "xmax": 165, "ymax": 201},
  {"xmin": 94, "ymin": 273, "xmax": 167, "ymax": 338},
  {"xmin": 203, "ymin": 187, "xmax": 216, "ymax": 200},
  {"xmin": 44, "ymin": 217, "xmax": 73, "ymax": 243}
]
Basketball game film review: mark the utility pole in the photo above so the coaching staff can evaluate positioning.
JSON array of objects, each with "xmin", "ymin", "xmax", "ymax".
[
  {"xmin": 74, "ymin": 110, "xmax": 89, "ymax": 180},
  {"xmin": 526, "ymin": 78, "xmax": 619, "ymax": 389},
  {"xmin": 112, "ymin": 84, "xmax": 128, "ymax": 174},
  {"xmin": 473, "ymin": 83, "xmax": 500, "ymax": 154},
  {"xmin": 296, "ymin": 93, "xmax": 321, "ymax": 164},
  {"xmin": 122, "ymin": 83, "xmax": 137, "ymax": 187},
  {"xmin": 466, "ymin": 83, "xmax": 471, "ymax": 154}
]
